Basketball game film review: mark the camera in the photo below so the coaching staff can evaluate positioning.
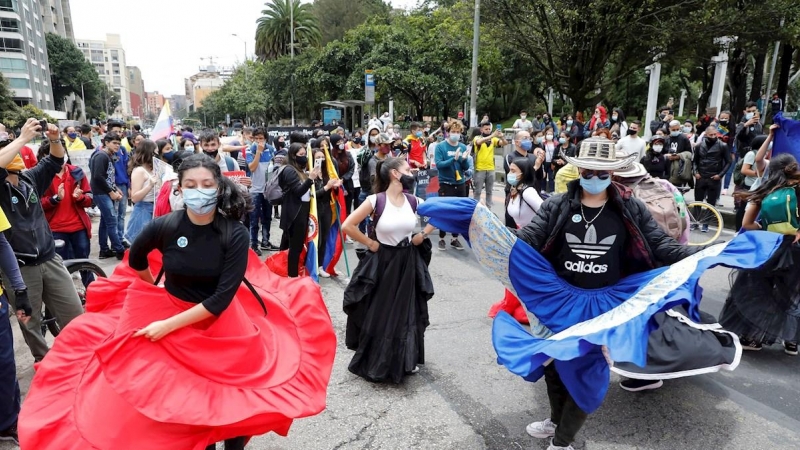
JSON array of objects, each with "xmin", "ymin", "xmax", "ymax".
[{"xmin": 38, "ymin": 119, "xmax": 47, "ymax": 134}]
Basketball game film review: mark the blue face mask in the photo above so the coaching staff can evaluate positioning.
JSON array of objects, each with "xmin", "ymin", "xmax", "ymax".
[
  {"xmin": 536, "ymin": 137, "xmax": 544, "ymax": 144},
  {"xmin": 670, "ymin": 130, "xmax": 681, "ymax": 137},
  {"xmin": 507, "ymin": 173, "xmax": 519, "ymax": 186},
  {"xmin": 182, "ymin": 188, "xmax": 217, "ymax": 215},
  {"xmin": 745, "ymin": 112, "xmax": 755, "ymax": 120},
  {"xmin": 520, "ymin": 140, "xmax": 533, "ymax": 151},
  {"xmin": 415, "ymin": 131, "xmax": 423, "ymax": 138},
  {"xmin": 580, "ymin": 176, "xmax": 611, "ymax": 194},
  {"xmin": 163, "ymin": 152, "xmax": 175, "ymax": 162},
  {"xmin": 567, "ymin": 120, "xmax": 574, "ymax": 126}
]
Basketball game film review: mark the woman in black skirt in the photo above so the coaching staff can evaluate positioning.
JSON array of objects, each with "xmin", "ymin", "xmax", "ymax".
[
  {"xmin": 341, "ymin": 157, "xmax": 436, "ymax": 383},
  {"xmin": 720, "ymin": 153, "xmax": 800, "ymax": 355}
]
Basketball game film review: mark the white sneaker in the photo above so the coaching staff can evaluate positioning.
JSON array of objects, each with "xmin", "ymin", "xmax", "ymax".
[
  {"xmin": 526, "ymin": 418, "xmax": 557, "ymax": 438},
  {"xmin": 547, "ymin": 438, "xmax": 574, "ymax": 450},
  {"xmin": 318, "ymin": 267, "xmax": 330, "ymax": 278},
  {"xmin": 721, "ymin": 189, "xmax": 728, "ymax": 196}
]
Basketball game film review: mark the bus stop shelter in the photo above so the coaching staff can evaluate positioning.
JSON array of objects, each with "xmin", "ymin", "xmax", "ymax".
[{"xmin": 320, "ymin": 100, "xmax": 365, "ymax": 131}]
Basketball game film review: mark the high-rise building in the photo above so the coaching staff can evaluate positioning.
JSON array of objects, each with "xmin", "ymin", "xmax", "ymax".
[
  {"xmin": 169, "ymin": 94, "xmax": 187, "ymax": 114},
  {"xmin": 127, "ymin": 66, "xmax": 145, "ymax": 118},
  {"xmin": 75, "ymin": 33, "xmax": 131, "ymax": 118},
  {"xmin": 40, "ymin": 0, "xmax": 74, "ymax": 41},
  {"xmin": 145, "ymin": 91, "xmax": 164, "ymax": 116},
  {"xmin": 184, "ymin": 65, "xmax": 223, "ymax": 111},
  {"xmin": 0, "ymin": 0, "xmax": 56, "ymax": 110}
]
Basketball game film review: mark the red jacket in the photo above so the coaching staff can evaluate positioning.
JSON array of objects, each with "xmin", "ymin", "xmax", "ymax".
[
  {"xmin": 20, "ymin": 146, "xmax": 37, "ymax": 169},
  {"xmin": 41, "ymin": 164, "xmax": 93, "ymax": 238}
]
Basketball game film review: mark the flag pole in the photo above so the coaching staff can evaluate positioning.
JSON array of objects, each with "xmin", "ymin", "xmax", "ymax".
[{"xmin": 322, "ymin": 142, "xmax": 351, "ymax": 278}]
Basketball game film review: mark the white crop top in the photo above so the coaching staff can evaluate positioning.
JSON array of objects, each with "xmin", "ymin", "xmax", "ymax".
[
  {"xmin": 507, "ymin": 186, "xmax": 543, "ymax": 227},
  {"xmin": 367, "ymin": 194, "xmax": 423, "ymax": 245}
]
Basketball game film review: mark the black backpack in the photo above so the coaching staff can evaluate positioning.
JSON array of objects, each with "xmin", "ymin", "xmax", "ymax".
[{"xmin": 264, "ymin": 166, "xmax": 287, "ymax": 206}]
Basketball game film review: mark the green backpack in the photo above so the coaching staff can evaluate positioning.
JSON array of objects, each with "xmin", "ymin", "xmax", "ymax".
[{"xmin": 759, "ymin": 186, "xmax": 800, "ymax": 234}]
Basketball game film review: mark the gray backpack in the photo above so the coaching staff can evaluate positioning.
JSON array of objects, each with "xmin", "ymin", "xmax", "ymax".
[{"xmin": 264, "ymin": 166, "xmax": 287, "ymax": 206}]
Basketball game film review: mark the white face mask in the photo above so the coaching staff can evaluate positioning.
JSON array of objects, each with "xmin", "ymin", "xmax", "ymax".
[
  {"xmin": 520, "ymin": 115, "xmax": 527, "ymax": 120},
  {"xmin": 653, "ymin": 145, "xmax": 663, "ymax": 153},
  {"xmin": 545, "ymin": 134, "xmax": 554, "ymax": 141}
]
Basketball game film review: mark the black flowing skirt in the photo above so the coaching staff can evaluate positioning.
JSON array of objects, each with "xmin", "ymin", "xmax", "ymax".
[
  {"xmin": 612, "ymin": 307, "xmax": 741, "ymax": 379},
  {"xmin": 719, "ymin": 235, "xmax": 800, "ymax": 344},
  {"xmin": 343, "ymin": 239, "xmax": 434, "ymax": 383}
]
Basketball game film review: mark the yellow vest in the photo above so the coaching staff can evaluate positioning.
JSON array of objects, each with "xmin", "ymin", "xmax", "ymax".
[
  {"xmin": 66, "ymin": 137, "xmax": 87, "ymax": 151},
  {"xmin": 0, "ymin": 208, "xmax": 11, "ymax": 296}
]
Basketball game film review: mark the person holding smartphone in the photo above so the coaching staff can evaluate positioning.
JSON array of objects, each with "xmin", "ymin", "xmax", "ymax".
[{"xmin": 472, "ymin": 120, "xmax": 507, "ymax": 212}]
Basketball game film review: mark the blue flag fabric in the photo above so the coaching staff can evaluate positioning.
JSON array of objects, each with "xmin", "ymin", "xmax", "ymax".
[
  {"xmin": 772, "ymin": 112, "xmax": 800, "ymax": 162},
  {"xmin": 418, "ymin": 197, "xmax": 783, "ymax": 413}
]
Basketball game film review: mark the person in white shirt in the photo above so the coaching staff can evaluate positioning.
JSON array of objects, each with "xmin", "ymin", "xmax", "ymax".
[
  {"xmin": 512, "ymin": 110, "xmax": 534, "ymax": 132},
  {"xmin": 380, "ymin": 112, "xmax": 393, "ymax": 132},
  {"xmin": 615, "ymin": 120, "xmax": 646, "ymax": 161},
  {"xmin": 505, "ymin": 155, "xmax": 544, "ymax": 227},
  {"xmin": 368, "ymin": 115, "xmax": 383, "ymax": 131}
]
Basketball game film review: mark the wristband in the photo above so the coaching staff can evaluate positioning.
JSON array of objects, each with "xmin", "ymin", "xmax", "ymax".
[
  {"xmin": 51, "ymin": 195, "xmax": 61, "ymax": 203},
  {"xmin": 49, "ymin": 139, "xmax": 62, "ymax": 144}
]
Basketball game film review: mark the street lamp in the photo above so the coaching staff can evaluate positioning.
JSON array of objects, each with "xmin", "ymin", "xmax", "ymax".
[{"xmin": 231, "ymin": 34, "xmax": 249, "ymax": 81}]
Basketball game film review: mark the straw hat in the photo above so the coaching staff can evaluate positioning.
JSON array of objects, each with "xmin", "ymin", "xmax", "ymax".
[
  {"xmin": 562, "ymin": 137, "xmax": 637, "ymax": 171},
  {"xmin": 612, "ymin": 148, "xmax": 648, "ymax": 178}
]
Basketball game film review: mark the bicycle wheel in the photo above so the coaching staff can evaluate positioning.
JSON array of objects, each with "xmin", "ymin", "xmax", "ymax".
[
  {"xmin": 42, "ymin": 261, "xmax": 107, "ymax": 338},
  {"xmin": 685, "ymin": 201, "xmax": 724, "ymax": 246}
]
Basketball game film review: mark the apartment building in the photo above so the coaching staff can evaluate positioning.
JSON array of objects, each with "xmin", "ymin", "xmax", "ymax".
[{"xmin": 75, "ymin": 33, "xmax": 131, "ymax": 117}]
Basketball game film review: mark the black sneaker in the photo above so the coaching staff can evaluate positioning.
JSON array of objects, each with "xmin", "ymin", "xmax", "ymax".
[
  {"xmin": 251, "ymin": 246, "xmax": 263, "ymax": 256},
  {"xmin": 0, "ymin": 422, "xmax": 19, "ymax": 445},
  {"xmin": 115, "ymin": 251, "xmax": 125, "ymax": 260},
  {"xmin": 438, "ymin": 240, "xmax": 446, "ymax": 251},
  {"xmin": 98, "ymin": 249, "xmax": 115, "ymax": 259},
  {"xmin": 740, "ymin": 339, "xmax": 763, "ymax": 351},
  {"xmin": 619, "ymin": 379, "xmax": 664, "ymax": 392},
  {"xmin": 260, "ymin": 241, "xmax": 279, "ymax": 251},
  {"xmin": 122, "ymin": 240, "xmax": 131, "ymax": 249},
  {"xmin": 784, "ymin": 342, "xmax": 798, "ymax": 356},
  {"xmin": 451, "ymin": 239, "xmax": 464, "ymax": 251}
]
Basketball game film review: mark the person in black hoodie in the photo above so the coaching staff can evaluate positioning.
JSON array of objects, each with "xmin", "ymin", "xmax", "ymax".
[
  {"xmin": 0, "ymin": 118, "xmax": 83, "ymax": 362},
  {"xmin": 89, "ymin": 132, "xmax": 126, "ymax": 259}
]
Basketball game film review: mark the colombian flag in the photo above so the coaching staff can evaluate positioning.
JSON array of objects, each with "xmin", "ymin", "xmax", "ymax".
[
  {"xmin": 150, "ymin": 102, "xmax": 174, "ymax": 141},
  {"xmin": 321, "ymin": 146, "xmax": 348, "ymax": 275},
  {"xmin": 304, "ymin": 142, "xmax": 320, "ymax": 283}
]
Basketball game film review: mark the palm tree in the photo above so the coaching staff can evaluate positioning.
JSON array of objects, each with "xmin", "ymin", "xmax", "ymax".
[{"xmin": 255, "ymin": 0, "xmax": 322, "ymax": 61}]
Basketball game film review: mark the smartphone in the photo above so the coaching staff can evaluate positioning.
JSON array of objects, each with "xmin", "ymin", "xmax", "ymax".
[
  {"xmin": 314, "ymin": 158, "xmax": 322, "ymax": 170},
  {"xmin": 39, "ymin": 119, "xmax": 48, "ymax": 136},
  {"xmin": 496, "ymin": 124, "xmax": 503, "ymax": 131}
]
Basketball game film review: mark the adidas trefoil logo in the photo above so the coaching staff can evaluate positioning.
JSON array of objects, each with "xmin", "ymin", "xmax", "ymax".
[{"xmin": 565, "ymin": 224, "xmax": 616, "ymax": 260}]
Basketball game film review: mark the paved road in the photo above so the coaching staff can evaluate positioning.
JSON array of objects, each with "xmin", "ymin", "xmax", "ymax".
[{"xmin": 5, "ymin": 193, "xmax": 800, "ymax": 450}]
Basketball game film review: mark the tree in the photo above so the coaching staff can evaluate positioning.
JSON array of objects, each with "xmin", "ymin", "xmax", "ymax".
[
  {"xmin": 311, "ymin": 0, "xmax": 390, "ymax": 45},
  {"xmin": 45, "ymin": 32, "xmax": 105, "ymax": 119},
  {"xmin": 0, "ymin": 73, "xmax": 20, "ymax": 117},
  {"xmin": 1, "ymin": 104, "xmax": 56, "ymax": 129},
  {"xmin": 255, "ymin": 0, "xmax": 321, "ymax": 60}
]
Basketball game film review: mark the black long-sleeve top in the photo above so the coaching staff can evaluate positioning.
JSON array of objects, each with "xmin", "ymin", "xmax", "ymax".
[
  {"xmin": 129, "ymin": 211, "xmax": 250, "ymax": 316},
  {"xmin": 89, "ymin": 150, "xmax": 117, "ymax": 195}
]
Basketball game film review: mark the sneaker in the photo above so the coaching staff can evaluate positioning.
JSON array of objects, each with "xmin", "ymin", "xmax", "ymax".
[
  {"xmin": 722, "ymin": 189, "xmax": 728, "ymax": 196},
  {"xmin": 260, "ymin": 241, "xmax": 279, "ymax": 251},
  {"xmin": 409, "ymin": 365, "xmax": 420, "ymax": 374},
  {"xmin": 438, "ymin": 239, "xmax": 446, "ymax": 251},
  {"xmin": 0, "ymin": 422, "xmax": 19, "ymax": 445},
  {"xmin": 98, "ymin": 249, "xmax": 115, "ymax": 259},
  {"xmin": 251, "ymin": 246, "xmax": 263, "ymax": 257},
  {"xmin": 122, "ymin": 240, "xmax": 131, "ymax": 249},
  {"xmin": 741, "ymin": 339, "xmax": 763, "ymax": 351},
  {"xmin": 451, "ymin": 239, "xmax": 464, "ymax": 251},
  {"xmin": 547, "ymin": 438, "xmax": 574, "ymax": 450},
  {"xmin": 318, "ymin": 267, "xmax": 330, "ymax": 278},
  {"xmin": 784, "ymin": 342, "xmax": 798, "ymax": 356},
  {"xmin": 619, "ymin": 378, "xmax": 664, "ymax": 392},
  {"xmin": 701, "ymin": 224, "xmax": 709, "ymax": 233},
  {"xmin": 86, "ymin": 206, "xmax": 100, "ymax": 217},
  {"xmin": 690, "ymin": 224, "xmax": 699, "ymax": 231},
  {"xmin": 115, "ymin": 251, "xmax": 125, "ymax": 260},
  {"xmin": 526, "ymin": 418, "xmax": 557, "ymax": 438}
]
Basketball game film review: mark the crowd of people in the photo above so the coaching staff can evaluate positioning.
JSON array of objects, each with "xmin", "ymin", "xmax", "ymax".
[{"xmin": 0, "ymin": 99, "xmax": 797, "ymax": 450}]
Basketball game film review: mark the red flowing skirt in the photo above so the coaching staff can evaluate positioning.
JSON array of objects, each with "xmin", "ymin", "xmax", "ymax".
[
  {"xmin": 19, "ymin": 251, "xmax": 336, "ymax": 450},
  {"xmin": 488, "ymin": 289, "xmax": 529, "ymax": 324}
]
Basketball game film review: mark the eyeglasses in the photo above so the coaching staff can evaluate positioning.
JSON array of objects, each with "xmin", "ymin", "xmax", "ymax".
[{"xmin": 580, "ymin": 170, "xmax": 611, "ymax": 180}]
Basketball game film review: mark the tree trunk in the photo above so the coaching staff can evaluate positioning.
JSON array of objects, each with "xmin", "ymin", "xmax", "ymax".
[
  {"xmin": 749, "ymin": 44, "xmax": 767, "ymax": 102},
  {"xmin": 776, "ymin": 43, "xmax": 794, "ymax": 102},
  {"xmin": 728, "ymin": 45, "xmax": 748, "ymax": 121}
]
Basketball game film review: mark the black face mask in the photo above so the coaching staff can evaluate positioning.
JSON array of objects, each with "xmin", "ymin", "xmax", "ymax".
[
  {"xmin": 719, "ymin": 120, "xmax": 729, "ymax": 126},
  {"xmin": 481, "ymin": 132, "xmax": 491, "ymax": 137},
  {"xmin": 400, "ymin": 174, "xmax": 415, "ymax": 191},
  {"xmin": 626, "ymin": 128, "xmax": 638, "ymax": 136},
  {"xmin": 543, "ymin": 117, "xmax": 551, "ymax": 123},
  {"xmin": 203, "ymin": 150, "xmax": 219, "ymax": 159},
  {"xmin": 705, "ymin": 137, "xmax": 718, "ymax": 146},
  {"xmin": 296, "ymin": 155, "xmax": 308, "ymax": 166}
]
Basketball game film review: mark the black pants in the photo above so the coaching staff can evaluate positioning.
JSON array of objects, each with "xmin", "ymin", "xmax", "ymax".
[
  {"xmin": 438, "ymin": 182, "xmax": 467, "ymax": 239},
  {"xmin": 206, "ymin": 436, "xmax": 245, "ymax": 450},
  {"xmin": 694, "ymin": 177, "xmax": 722, "ymax": 207},
  {"xmin": 348, "ymin": 186, "xmax": 361, "ymax": 216},
  {"xmin": 280, "ymin": 203, "xmax": 310, "ymax": 278},
  {"xmin": 544, "ymin": 364, "xmax": 588, "ymax": 447},
  {"xmin": 733, "ymin": 185, "xmax": 749, "ymax": 230}
]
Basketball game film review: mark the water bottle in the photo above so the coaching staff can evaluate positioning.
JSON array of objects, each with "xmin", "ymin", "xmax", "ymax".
[{"xmin": 674, "ymin": 191, "xmax": 686, "ymax": 218}]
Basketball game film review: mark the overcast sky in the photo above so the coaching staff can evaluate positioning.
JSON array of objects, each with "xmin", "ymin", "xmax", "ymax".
[{"xmin": 69, "ymin": 0, "xmax": 420, "ymax": 98}]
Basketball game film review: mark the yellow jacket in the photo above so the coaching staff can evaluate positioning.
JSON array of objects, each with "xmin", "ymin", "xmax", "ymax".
[{"xmin": 555, "ymin": 163, "xmax": 579, "ymax": 194}]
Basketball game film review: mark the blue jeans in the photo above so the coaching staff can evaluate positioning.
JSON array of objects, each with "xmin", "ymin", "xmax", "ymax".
[
  {"xmin": 53, "ymin": 231, "xmax": 92, "ymax": 286},
  {"xmin": 117, "ymin": 186, "xmax": 128, "ymax": 242},
  {"xmin": 358, "ymin": 189, "xmax": 370, "ymax": 234},
  {"xmin": 0, "ymin": 297, "xmax": 20, "ymax": 431},
  {"xmin": 723, "ymin": 152, "xmax": 739, "ymax": 190},
  {"xmin": 249, "ymin": 193, "xmax": 272, "ymax": 246},
  {"xmin": 96, "ymin": 193, "xmax": 124, "ymax": 253}
]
